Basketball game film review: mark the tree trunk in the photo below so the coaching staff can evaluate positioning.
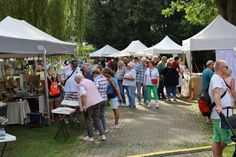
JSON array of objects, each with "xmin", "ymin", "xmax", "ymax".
[{"xmin": 214, "ymin": 0, "xmax": 236, "ymax": 26}]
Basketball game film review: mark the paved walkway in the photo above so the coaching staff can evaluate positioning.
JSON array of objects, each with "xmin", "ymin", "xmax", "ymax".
[{"xmin": 72, "ymin": 99, "xmax": 211, "ymax": 157}]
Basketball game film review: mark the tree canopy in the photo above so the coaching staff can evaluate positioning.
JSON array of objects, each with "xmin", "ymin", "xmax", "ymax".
[{"xmin": 84, "ymin": 0, "xmax": 203, "ymax": 50}]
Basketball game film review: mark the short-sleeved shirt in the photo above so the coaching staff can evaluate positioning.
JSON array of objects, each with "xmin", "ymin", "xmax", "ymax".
[
  {"xmin": 77, "ymin": 86, "xmax": 86, "ymax": 111},
  {"xmin": 115, "ymin": 66, "xmax": 127, "ymax": 80},
  {"xmin": 209, "ymin": 74, "xmax": 232, "ymax": 119},
  {"xmin": 61, "ymin": 66, "xmax": 82, "ymax": 92},
  {"xmin": 107, "ymin": 77, "xmax": 119, "ymax": 98},
  {"xmin": 123, "ymin": 69, "xmax": 136, "ymax": 86},
  {"xmin": 94, "ymin": 75, "xmax": 108, "ymax": 101},
  {"xmin": 145, "ymin": 68, "xmax": 159, "ymax": 86},
  {"xmin": 157, "ymin": 61, "xmax": 165, "ymax": 73},
  {"xmin": 135, "ymin": 64, "xmax": 146, "ymax": 83},
  {"xmin": 202, "ymin": 68, "xmax": 214, "ymax": 90}
]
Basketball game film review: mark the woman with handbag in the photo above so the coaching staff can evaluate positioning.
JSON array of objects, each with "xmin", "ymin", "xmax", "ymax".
[{"xmin": 143, "ymin": 61, "xmax": 159, "ymax": 108}]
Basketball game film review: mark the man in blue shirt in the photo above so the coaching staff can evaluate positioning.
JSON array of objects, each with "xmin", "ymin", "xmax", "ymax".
[{"xmin": 202, "ymin": 60, "xmax": 214, "ymax": 90}]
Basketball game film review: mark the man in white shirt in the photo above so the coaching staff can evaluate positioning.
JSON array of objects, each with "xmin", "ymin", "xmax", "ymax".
[
  {"xmin": 208, "ymin": 60, "xmax": 232, "ymax": 157},
  {"xmin": 61, "ymin": 60, "xmax": 82, "ymax": 93}
]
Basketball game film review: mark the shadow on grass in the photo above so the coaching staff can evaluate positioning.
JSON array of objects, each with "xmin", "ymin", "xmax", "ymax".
[{"xmin": 1, "ymin": 114, "xmax": 86, "ymax": 157}]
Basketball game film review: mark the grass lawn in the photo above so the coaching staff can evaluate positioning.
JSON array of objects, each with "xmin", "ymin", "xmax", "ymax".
[{"xmin": 1, "ymin": 119, "xmax": 85, "ymax": 157}]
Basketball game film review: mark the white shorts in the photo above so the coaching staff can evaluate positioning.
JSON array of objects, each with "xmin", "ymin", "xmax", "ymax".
[{"xmin": 110, "ymin": 97, "xmax": 119, "ymax": 109}]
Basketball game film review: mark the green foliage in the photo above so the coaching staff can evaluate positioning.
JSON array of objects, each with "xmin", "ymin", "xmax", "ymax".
[
  {"xmin": 85, "ymin": 0, "xmax": 167, "ymax": 49},
  {"xmin": 0, "ymin": 0, "xmax": 89, "ymax": 57},
  {"xmin": 162, "ymin": 0, "xmax": 218, "ymax": 25}
]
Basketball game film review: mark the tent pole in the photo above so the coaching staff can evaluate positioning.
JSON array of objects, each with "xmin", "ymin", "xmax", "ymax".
[{"xmin": 43, "ymin": 48, "xmax": 51, "ymax": 126}]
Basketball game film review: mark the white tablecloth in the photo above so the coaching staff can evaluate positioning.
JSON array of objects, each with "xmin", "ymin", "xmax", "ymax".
[{"xmin": 7, "ymin": 100, "xmax": 31, "ymax": 125}]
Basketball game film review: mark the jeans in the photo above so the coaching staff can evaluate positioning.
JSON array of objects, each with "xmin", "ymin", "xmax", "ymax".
[
  {"xmin": 166, "ymin": 86, "xmax": 177, "ymax": 97},
  {"xmin": 118, "ymin": 80, "xmax": 126, "ymax": 104},
  {"xmin": 83, "ymin": 103, "xmax": 105, "ymax": 137},
  {"xmin": 158, "ymin": 78, "xmax": 165, "ymax": 98},
  {"xmin": 136, "ymin": 82, "xmax": 147, "ymax": 103},
  {"xmin": 100, "ymin": 101, "xmax": 107, "ymax": 130},
  {"xmin": 124, "ymin": 86, "xmax": 135, "ymax": 107},
  {"xmin": 146, "ymin": 85, "xmax": 158, "ymax": 103}
]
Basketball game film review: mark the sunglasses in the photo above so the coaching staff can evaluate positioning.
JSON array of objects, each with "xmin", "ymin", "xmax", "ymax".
[{"xmin": 221, "ymin": 65, "xmax": 228, "ymax": 69}]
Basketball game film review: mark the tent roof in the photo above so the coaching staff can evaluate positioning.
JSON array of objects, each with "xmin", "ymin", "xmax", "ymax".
[
  {"xmin": 0, "ymin": 16, "xmax": 76, "ymax": 55},
  {"xmin": 89, "ymin": 45, "xmax": 119, "ymax": 57},
  {"xmin": 183, "ymin": 15, "xmax": 236, "ymax": 51},
  {"xmin": 145, "ymin": 36, "xmax": 182, "ymax": 54},
  {"xmin": 120, "ymin": 40, "xmax": 147, "ymax": 54}
]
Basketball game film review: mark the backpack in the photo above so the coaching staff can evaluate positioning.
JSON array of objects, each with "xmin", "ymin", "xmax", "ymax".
[
  {"xmin": 49, "ymin": 78, "xmax": 61, "ymax": 96},
  {"xmin": 198, "ymin": 86, "xmax": 212, "ymax": 116},
  {"xmin": 198, "ymin": 80, "xmax": 229, "ymax": 117}
]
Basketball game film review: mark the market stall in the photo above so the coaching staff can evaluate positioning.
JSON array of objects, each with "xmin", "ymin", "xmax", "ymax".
[
  {"xmin": 145, "ymin": 35, "xmax": 183, "ymax": 55},
  {"xmin": 109, "ymin": 40, "xmax": 147, "ymax": 57},
  {"xmin": 89, "ymin": 45, "xmax": 119, "ymax": 57},
  {"xmin": 182, "ymin": 15, "xmax": 236, "ymax": 98},
  {"xmin": 0, "ymin": 16, "xmax": 76, "ymax": 124}
]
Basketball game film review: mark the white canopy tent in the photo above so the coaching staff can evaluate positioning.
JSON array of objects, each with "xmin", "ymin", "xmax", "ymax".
[
  {"xmin": 145, "ymin": 36, "xmax": 182, "ymax": 55},
  {"xmin": 0, "ymin": 16, "xmax": 76, "ymax": 124},
  {"xmin": 89, "ymin": 45, "xmax": 119, "ymax": 57},
  {"xmin": 183, "ymin": 15, "xmax": 236, "ymax": 51},
  {"xmin": 0, "ymin": 16, "xmax": 76, "ymax": 56},
  {"xmin": 109, "ymin": 40, "xmax": 147, "ymax": 57},
  {"xmin": 182, "ymin": 15, "xmax": 236, "ymax": 89}
]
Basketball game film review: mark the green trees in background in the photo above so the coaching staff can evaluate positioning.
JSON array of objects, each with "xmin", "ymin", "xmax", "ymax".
[
  {"xmin": 0, "ymin": 0, "xmax": 89, "ymax": 58},
  {"xmin": 84, "ymin": 0, "xmax": 204, "ymax": 50},
  {"xmin": 162, "ymin": 0, "xmax": 236, "ymax": 26},
  {"xmin": 0, "ymin": 0, "xmax": 235, "ymax": 58}
]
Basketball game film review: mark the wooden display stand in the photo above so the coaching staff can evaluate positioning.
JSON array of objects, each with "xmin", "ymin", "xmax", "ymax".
[{"xmin": 189, "ymin": 74, "xmax": 202, "ymax": 100}]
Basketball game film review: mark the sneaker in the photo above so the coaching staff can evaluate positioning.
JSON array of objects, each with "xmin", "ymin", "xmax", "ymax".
[
  {"xmin": 83, "ymin": 136, "xmax": 94, "ymax": 142},
  {"xmin": 156, "ymin": 103, "xmax": 159, "ymax": 109},
  {"xmin": 112, "ymin": 125, "xmax": 119, "ymax": 129},
  {"xmin": 98, "ymin": 135, "xmax": 106, "ymax": 141},
  {"xmin": 104, "ymin": 129, "xmax": 108, "ymax": 133},
  {"xmin": 147, "ymin": 103, "xmax": 151, "ymax": 107},
  {"xmin": 95, "ymin": 130, "xmax": 99, "ymax": 135}
]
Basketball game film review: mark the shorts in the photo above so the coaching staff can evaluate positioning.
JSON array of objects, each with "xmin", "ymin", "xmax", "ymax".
[
  {"xmin": 212, "ymin": 119, "xmax": 232, "ymax": 144},
  {"xmin": 110, "ymin": 97, "xmax": 119, "ymax": 109}
]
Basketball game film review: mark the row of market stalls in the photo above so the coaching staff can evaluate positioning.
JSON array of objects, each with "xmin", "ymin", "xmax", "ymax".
[
  {"xmin": 89, "ymin": 35, "xmax": 182, "ymax": 58},
  {"xmin": 0, "ymin": 16, "xmax": 76, "ymax": 124},
  {"xmin": 89, "ymin": 15, "xmax": 236, "ymax": 98}
]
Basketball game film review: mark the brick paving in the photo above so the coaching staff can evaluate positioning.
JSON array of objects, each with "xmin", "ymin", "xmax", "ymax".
[{"xmin": 72, "ymin": 99, "xmax": 212, "ymax": 157}]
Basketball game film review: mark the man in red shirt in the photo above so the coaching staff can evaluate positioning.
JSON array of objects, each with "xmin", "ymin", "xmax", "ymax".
[{"xmin": 172, "ymin": 56, "xmax": 180, "ymax": 70}]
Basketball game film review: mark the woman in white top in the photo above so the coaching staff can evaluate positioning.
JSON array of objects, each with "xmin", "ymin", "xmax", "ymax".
[
  {"xmin": 143, "ymin": 61, "xmax": 159, "ymax": 108},
  {"xmin": 123, "ymin": 62, "xmax": 136, "ymax": 108}
]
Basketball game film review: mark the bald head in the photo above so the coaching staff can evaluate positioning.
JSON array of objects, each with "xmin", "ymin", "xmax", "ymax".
[
  {"xmin": 214, "ymin": 60, "xmax": 228, "ymax": 77},
  {"xmin": 214, "ymin": 60, "xmax": 226, "ymax": 72}
]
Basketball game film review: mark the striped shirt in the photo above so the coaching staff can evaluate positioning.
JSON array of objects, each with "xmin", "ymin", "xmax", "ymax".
[{"xmin": 94, "ymin": 75, "xmax": 109, "ymax": 101}]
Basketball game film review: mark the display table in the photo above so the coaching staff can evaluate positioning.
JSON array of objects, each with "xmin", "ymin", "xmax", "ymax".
[
  {"xmin": 0, "ymin": 133, "xmax": 16, "ymax": 157},
  {"xmin": 7, "ymin": 100, "xmax": 31, "ymax": 125},
  {"xmin": 52, "ymin": 107, "xmax": 75, "ymax": 140}
]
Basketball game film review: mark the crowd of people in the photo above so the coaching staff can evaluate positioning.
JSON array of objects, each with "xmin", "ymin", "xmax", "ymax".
[
  {"xmin": 46, "ymin": 56, "xmax": 236, "ymax": 157},
  {"xmin": 46, "ymin": 55, "xmax": 187, "ymax": 142}
]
